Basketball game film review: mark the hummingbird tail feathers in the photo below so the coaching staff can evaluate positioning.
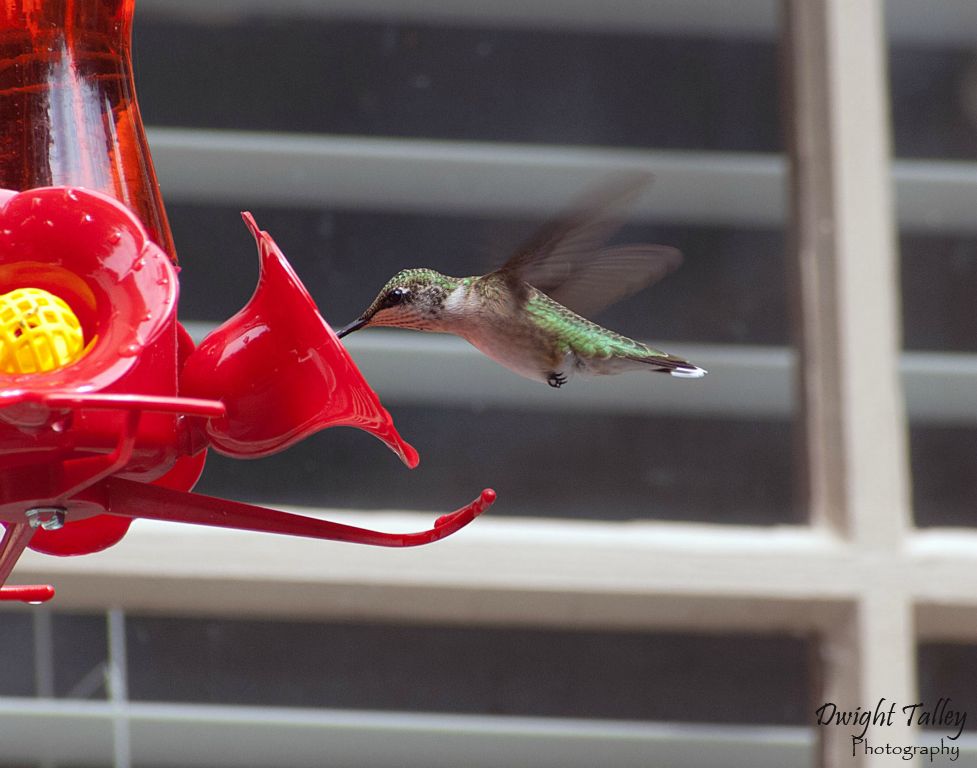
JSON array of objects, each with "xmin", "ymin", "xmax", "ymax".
[
  {"xmin": 632, "ymin": 354, "xmax": 707, "ymax": 378},
  {"xmin": 669, "ymin": 365, "xmax": 708, "ymax": 379}
]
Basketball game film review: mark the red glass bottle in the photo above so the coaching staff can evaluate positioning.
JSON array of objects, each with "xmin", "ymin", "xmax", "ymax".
[{"xmin": 0, "ymin": 0, "xmax": 176, "ymax": 261}]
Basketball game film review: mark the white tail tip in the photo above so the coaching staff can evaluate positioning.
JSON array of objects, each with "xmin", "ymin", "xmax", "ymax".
[{"xmin": 670, "ymin": 366, "xmax": 707, "ymax": 379}]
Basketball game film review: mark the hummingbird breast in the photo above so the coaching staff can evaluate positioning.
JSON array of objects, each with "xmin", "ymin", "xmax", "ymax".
[{"xmin": 439, "ymin": 280, "xmax": 562, "ymax": 382}]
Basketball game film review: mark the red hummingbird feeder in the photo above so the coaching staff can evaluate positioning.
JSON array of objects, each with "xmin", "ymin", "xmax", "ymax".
[{"xmin": 0, "ymin": 0, "xmax": 494, "ymax": 603}]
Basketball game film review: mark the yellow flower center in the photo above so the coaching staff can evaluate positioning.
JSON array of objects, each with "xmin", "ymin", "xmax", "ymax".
[{"xmin": 0, "ymin": 287, "xmax": 85, "ymax": 374}]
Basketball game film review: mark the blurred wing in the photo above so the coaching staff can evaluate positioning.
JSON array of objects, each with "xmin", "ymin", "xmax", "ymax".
[
  {"xmin": 543, "ymin": 244, "xmax": 682, "ymax": 318},
  {"xmin": 493, "ymin": 173, "xmax": 681, "ymax": 316}
]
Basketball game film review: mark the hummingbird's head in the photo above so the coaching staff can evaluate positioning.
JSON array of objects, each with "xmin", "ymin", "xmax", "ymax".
[{"xmin": 336, "ymin": 268, "xmax": 457, "ymax": 338}]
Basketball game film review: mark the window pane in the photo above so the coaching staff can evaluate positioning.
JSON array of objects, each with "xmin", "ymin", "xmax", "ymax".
[
  {"xmin": 198, "ymin": 409, "xmax": 796, "ymax": 524},
  {"xmin": 918, "ymin": 642, "xmax": 977, "ymax": 736},
  {"xmin": 901, "ymin": 234, "xmax": 977, "ymax": 354},
  {"xmin": 890, "ymin": 44, "xmax": 977, "ymax": 161},
  {"xmin": 52, "ymin": 613, "xmax": 108, "ymax": 700},
  {"xmin": 128, "ymin": 615, "xmax": 810, "ymax": 725},
  {"xmin": 889, "ymin": 18, "xmax": 977, "ymax": 527},
  {"xmin": 0, "ymin": 610, "xmax": 34, "ymax": 697},
  {"xmin": 135, "ymin": 18, "xmax": 782, "ymax": 152},
  {"xmin": 0, "ymin": 611, "xmax": 109, "ymax": 700},
  {"xmin": 911, "ymin": 426, "xmax": 977, "ymax": 528}
]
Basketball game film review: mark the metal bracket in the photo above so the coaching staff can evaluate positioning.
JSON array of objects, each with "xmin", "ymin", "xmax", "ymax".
[{"xmin": 26, "ymin": 506, "xmax": 67, "ymax": 531}]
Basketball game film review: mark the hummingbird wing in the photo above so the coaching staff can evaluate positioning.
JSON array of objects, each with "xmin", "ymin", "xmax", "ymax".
[
  {"xmin": 492, "ymin": 174, "xmax": 682, "ymax": 317},
  {"xmin": 541, "ymin": 243, "xmax": 682, "ymax": 318}
]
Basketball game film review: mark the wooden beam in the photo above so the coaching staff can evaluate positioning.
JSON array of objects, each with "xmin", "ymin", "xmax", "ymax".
[{"xmin": 783, "ymin": 0, "xmax": 913, "ymax": 764}]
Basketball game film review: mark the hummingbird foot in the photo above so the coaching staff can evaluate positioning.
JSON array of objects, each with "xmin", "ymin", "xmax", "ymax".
[{"xmin": 546, "ymin": 371, "xmax": 568, "ymax": 388}]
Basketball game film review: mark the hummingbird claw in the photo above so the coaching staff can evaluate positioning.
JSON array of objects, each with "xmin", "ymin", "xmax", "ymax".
[{"xmin": 546, "ymin": 372, "xmax": 568, "ymax": 388}]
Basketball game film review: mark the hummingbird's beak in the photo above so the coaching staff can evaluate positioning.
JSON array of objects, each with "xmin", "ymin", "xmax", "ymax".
[{"xmin": 335, "ymin": 316, "xmax": 368, "ymax": 339}]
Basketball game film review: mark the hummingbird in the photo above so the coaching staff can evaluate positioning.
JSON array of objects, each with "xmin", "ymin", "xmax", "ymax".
[{"xmin": 336, "ymin": 176, "xmax": 706, "ymax": 388}]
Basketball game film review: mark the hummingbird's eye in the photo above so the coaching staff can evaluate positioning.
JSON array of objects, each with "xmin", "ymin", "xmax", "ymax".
[{"xmin": 382, "ymin": 287, "xmax": 411, "ymax": 308}]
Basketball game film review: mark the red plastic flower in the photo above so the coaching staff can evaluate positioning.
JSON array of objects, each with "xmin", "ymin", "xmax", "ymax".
[{"xmin": 180, "ymin": 212, "xmax": 419, "ymax": 467}]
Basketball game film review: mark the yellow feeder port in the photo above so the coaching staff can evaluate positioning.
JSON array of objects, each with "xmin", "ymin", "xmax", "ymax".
[{"xmin": 0, "ymin": 287, "xmax": 85, "ymax": 374}]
